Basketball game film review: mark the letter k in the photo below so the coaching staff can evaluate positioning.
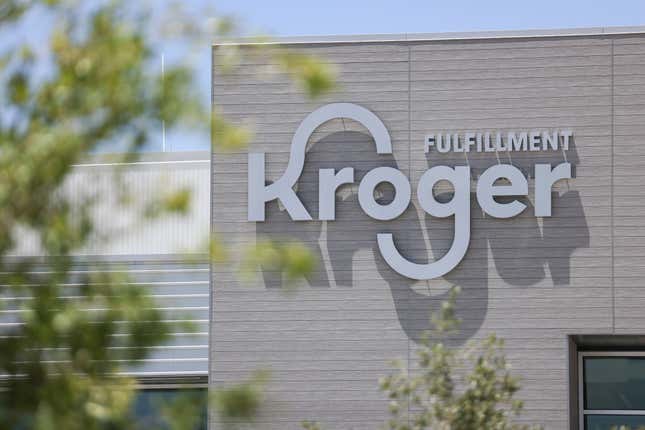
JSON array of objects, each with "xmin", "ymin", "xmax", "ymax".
[{"xmin": 248, "ymin": 153, "xmax": 312, "ymax": 221}]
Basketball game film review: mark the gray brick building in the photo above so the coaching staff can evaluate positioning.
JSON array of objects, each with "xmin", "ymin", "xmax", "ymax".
[{"xmin": 211, "ymin": 26, "xmax": 645, "ymax": 430}]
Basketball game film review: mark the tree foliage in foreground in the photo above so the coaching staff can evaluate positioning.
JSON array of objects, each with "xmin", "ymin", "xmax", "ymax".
[
  {"xmin": 0, "ymin": 1, "xmax": 332, "ymax": 429},
  {"xmin": 0, "ymin": 2, "xmax": 193, "ymax": 427},
  {"xmin": 378, "ymin": 288, "xmax": 539, "ymax": 430},
  {"xmin": 302, "ymin": 290, "xmax": 538, "ymax": 430}
]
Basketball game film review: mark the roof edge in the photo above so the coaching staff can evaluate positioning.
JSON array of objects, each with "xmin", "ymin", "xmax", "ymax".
[
  {"xmin": 213, "ymin": 25, "xmax": 645, "ymax": 46},
  {"xmin": 75, "ymin": 151, "xmax": 210, "ymax": 167}
]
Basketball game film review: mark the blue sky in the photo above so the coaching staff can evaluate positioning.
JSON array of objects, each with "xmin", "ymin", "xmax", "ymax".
[
  {"xmin": 10, "ymin": 1, "xmax": 645, "ymax": 152},
  {"xmin": 214, "ymin": 0, "xmax": 645, "ymax": 36},
  {"xmin": 159, "ymin": 0, "xmax": 642, "ymax": 152}
]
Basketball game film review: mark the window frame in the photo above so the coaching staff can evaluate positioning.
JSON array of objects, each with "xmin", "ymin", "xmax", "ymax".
[{"xmin": 578, "ymin": 351, "xmax": 645, "ymax": 430}]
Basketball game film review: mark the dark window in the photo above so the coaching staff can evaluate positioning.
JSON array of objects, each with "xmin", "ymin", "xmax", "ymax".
[
  {"xmin": 580, "ymin": 353, "xmax": 645, "ymax": 429},
  {"xmin": 585, "ymin": 357, "xmax": 645, "ymax": 410},
  {"xmin": 131, "ymin": 387, "xmax": 207, "ymax": 430}
]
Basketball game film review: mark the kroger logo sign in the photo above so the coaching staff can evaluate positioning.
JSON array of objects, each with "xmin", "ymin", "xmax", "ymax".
[{"xmin": 248, "ymin": 103, "xmax": 572, "ymax": 280}]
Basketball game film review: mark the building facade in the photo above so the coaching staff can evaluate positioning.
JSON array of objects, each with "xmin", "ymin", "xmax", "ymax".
[{"xmin": 211, "ymin": 27, "xmax": 645, "ymax": 430}]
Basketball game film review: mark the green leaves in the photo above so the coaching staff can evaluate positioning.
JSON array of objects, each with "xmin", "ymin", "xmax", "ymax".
[
  {"xmin": 159, "ymin": 389, "xmax": 208, "ymax": 430},
  {"xmin": 0, "ymin": 262, "xmax": 170, "ymax": 430},
  {"xmin": 380, "ymin": 289, "xmax": 538, "ymax": 430},
  {"xmin": 0, "ymin": 0, "xmax": 51, "ymax": 24},
  {"xmin": 211, "ymin": 370, "xmax": 269, "ymax": 427},
  {"xmin": 241, "ymin": 238, "xmax": 316, "ymax": 288},
  {"xmin": 8, "ymin": 71, "xmax": 30, "ymax": 105},
  {"xmin": 211, "ymin": 44, "xmax": 337, "ymax": 153},
  {"xmin": 302, "ymin": 421, "xmax": 323, "ymax": 430},
  {"xmin": 144, "ymin": 187, "xmax": 193, "ymax": 219},
  {"xmin": 274, "ymin": 50, "xmax": 337, "ymax": 99},
  {"xmin": 0, "ymin": 1, "xmax": 195, "ymax": 427},
  {"xmin": 211, "ymin": 109, "xmax": 254, "ymax": 151}
]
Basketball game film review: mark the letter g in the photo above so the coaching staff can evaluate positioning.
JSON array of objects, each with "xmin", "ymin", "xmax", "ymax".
[{"xmin": 378, "ymin": 166, "xmax": 471, "ymax": 280}]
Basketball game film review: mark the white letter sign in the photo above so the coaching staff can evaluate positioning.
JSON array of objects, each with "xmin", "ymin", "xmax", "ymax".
[{"xmin": 247, "ymin": 103, "xmax": 573, "ymax": 280}]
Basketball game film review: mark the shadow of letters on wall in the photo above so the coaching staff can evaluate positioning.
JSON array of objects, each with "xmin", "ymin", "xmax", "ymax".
[{"xmin": 250, "ymin": 104, "xmax": 590, "ymax": 342}]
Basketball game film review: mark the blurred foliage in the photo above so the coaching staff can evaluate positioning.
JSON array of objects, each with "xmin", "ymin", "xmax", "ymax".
[
  {"xmin": 143, "ymin": 187, "xmax": 192, "ymax": 219},
  {"xmin": 0, "ymin": 0, "xmax": 59, "ymax": 23},
  {"xmin": 210, "ymin": 46, "xmax": 336, "ymax": 152},
  {"xmin": 211, "ymin": 108, "xmax": 254, "ymax": 151},
  {"xmin": 302, "ymin": 421, "xmax": 323, "ymax": 430},
  {"xmin": 240, "ymin": 239, "xmax": 316, "ymax": 289},
  {"xmin": 0, "ymin": 0, "xmax": 332, "ymax": 429},
  {"xmin": 0, "ymin": 0, "xmax": 194, "ymax": 427},
  {"xmin": 274, "ymin": 50, "xmax": 337, "ymax": 98},
  {"xmin": 210, "ymin": 370, "xmax": 269, "ymax": 429},
  {"xmin": 209, "ymin": 232, "xmax": 230, "ymax": 264},
  {"xmin": 379, "ymin": 288, "xmax": 539, "ymax": 430},
  {"xmin": 158, "ymin": 390, "xmax": 208, "ymax": 430}
]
